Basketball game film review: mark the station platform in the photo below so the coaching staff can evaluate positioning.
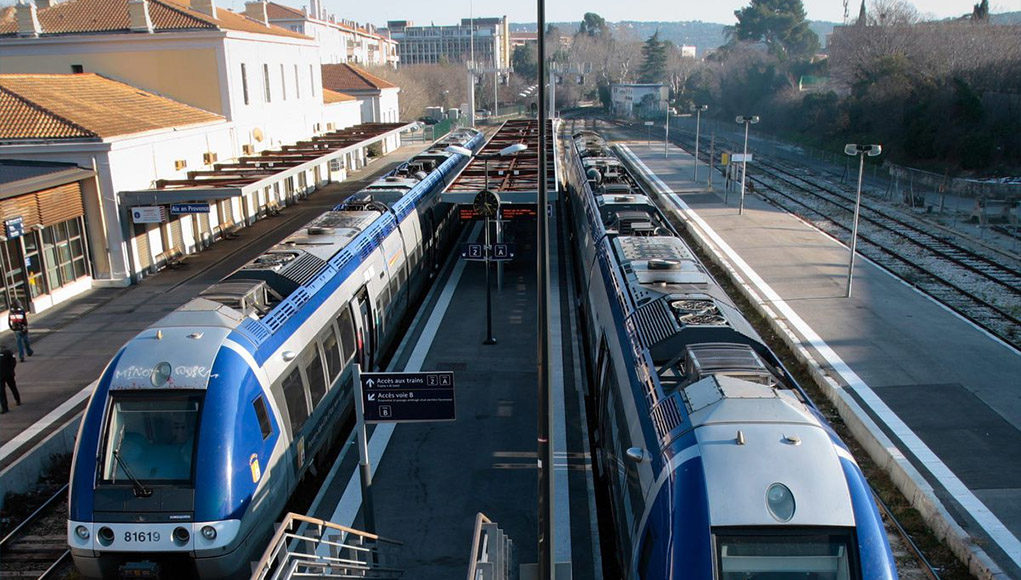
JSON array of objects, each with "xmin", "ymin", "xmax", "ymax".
[
  {"xmin": 616, "ymin": 139, "xmax": 1021, "ymax": 579},
  {"xmin": 304, "ymin": 211, "xmax": 599, "ymax": 578},
  {"xmin": 0, "ymin": 145, "xmax": 425, "ymax": 493}
]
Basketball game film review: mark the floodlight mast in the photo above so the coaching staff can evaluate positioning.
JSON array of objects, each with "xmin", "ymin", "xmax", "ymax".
[{"xmin": 843, "ymin": 143, "xmax": 882, "ymax": 297}]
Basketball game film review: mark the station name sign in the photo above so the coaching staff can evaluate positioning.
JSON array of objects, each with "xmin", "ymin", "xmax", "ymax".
[
  {"xmin": 170, "ymin": 203, "xmax": 211, "ymax": 215},
  {"xmin": 360, "ymin": 371, "xmax": 455, "ymax": 423}
]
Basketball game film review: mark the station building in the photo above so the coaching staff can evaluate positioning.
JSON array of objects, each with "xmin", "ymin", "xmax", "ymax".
[
  {"xmin": 610, "ymin": 83, "xmax": 668, "ymax": 119},
  {"xmin": 265, "ymin": 1, "xmax": 399, "ymax": 67},
  {"xmin": 0, "ymin": 0, "xmax": 408, "ymax": 314}
]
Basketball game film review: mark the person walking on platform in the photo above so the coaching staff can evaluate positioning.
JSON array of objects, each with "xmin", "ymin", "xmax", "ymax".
[
  {"xmin": 8, "ymin": 300, "xmax": 33, "ymax": 362},
  {"xmin": 0, "ymin": 344, "xmax": 19, "ymax": 413}
]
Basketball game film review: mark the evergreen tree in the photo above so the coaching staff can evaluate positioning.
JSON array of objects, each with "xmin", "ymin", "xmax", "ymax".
[
  {"xmin": 578, "ymin": 12, "xmax": 608, "ymax": 37},
  {"xmin": 729, "ymin": 0, "xmax": 820, "ymax": 61},
  {"xmin": 638, "ymin": 31, "xmax": 669, "ymax": 83},
  {"xmin": 972, "ymin": 0, "xmax": 989, "ymax": 21}
]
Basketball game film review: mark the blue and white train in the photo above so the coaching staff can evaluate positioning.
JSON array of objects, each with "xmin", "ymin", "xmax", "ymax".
[
  {"xmin": 566, "ymin": 131, "xmax": 897, "ymax": 579},
  {"xmin": 67, "ymin": 128, "xmax": 484, "ymax": 579}
]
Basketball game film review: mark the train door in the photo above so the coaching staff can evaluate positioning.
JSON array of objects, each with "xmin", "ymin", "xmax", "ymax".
[{"xmin": 354, "ymin": 288, "xmax": 375, "ymax": 371}]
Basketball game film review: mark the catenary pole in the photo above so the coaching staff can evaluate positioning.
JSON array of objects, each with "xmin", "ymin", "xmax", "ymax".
[{"xmin": 537, "ymin": 0, "xmax": 552, "ymax": 577}]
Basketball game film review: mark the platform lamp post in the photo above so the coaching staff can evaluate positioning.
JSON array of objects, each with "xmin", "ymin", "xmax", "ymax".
[
  {"xmin": 843, "ymin": 143, "xmax": 882, "ymax": 298},
  {"xmin": 692, "ymin": 104, "xmax": 707, "ymax": 179},
  {"xmin": 663, "ymin": 106, "xmax": 677, "ymax": 157},
  {"xmin": 449, "ymin": 143, "xmax": 528, "ymax": 345},
  {"xmin": 735, "ymin": 115, "xmax": 759, "ymax": 215}
]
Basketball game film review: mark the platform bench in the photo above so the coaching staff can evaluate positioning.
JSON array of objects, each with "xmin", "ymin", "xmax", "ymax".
[{"xmin": 155, "ymin": 248, "xmax": 187, "ymax": 270}]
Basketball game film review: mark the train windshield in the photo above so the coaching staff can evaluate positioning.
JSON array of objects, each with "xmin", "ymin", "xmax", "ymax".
[
  {"xmin": 100, "ymin": 393, "xmax": 202, "ymax": 483},
  {"xmin": 715, "ymin": 529, "xmax": 858, "ymax": 580}
]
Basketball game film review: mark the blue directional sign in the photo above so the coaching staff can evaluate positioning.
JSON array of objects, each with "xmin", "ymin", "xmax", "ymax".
[
  {"xmin": 461, "ymin": 243, "xmax": 516, "ymax": 261},
  {"xmin": 170, "ymin": 203, "xmax": 211, "ymax": 215},
  {"xmin": 360, "ymin": 371, "xmax": 455, "ymax": 423},
  {"xmin": 4, "ymin": 216, "xmax": 24, "ymax": 239},
  {"xmin": 462, "ymin": 243, "xmax": 485, "ymax": 260},
  {"xmin": 491, "ymin": 243, "xmax": 515, "ymax": 261}
]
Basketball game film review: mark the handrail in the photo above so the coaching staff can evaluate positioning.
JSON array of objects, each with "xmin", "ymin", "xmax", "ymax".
[
  {"xmin": 251, "ymin": 512, "xmax": 403, "ymax": 580},
  {"xmin": 466, "ymin": 512, "xmax": 493, "ymax": 580}
]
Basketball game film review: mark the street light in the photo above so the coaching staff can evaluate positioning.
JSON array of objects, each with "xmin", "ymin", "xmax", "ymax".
[
  {"xmin": 692, "ymin": 104, "xmax": 707, "ymax": 180},
  {"xmin": 663, "ymin": 107, "xmax": 677, "ymax": 157},
  {"xmin": 735, "ymin": 115, "xmax": 759, "ymax": 215},
  {"xmin": 843, "ymin": 143, "xmax": 882, "ymax": 298},
  {"xmin": 474, "ymin": 143, "xmax": 528, "ymax": 345}
]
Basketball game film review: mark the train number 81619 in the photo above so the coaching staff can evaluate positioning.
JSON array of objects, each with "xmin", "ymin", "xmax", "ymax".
[{"xmin": 124, "ymin": 530, "xmax": 161, "ymax": 543}]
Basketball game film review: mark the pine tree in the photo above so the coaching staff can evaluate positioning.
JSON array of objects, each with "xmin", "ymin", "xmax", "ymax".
[{"xmin": 638, "ymin": 31, "xmax": 668, "ymax": 83}]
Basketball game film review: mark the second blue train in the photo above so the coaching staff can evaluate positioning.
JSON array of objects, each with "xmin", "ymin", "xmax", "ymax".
[{"xmin": 566, "ymin": 130, "xmax": 897, "ymax": 579}]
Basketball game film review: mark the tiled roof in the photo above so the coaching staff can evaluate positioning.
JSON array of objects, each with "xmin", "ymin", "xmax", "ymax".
[
  {"xmin": 322, "ymin": 89, "xmax": 356, "ymax": 104},
  {"xmin": 0, "ymin": 74, "xmax": 224, "ymax": 140},
  {"xmin": 265, "ymin": 2, "xmax": 304, "ymax": 19},
  {"xmin": 0, "ymin": 0, "xmax": 310, "ymax": 40},
  {"xmin": 321, "ymin": 63, "xmax": 396, "ymax": 93}
]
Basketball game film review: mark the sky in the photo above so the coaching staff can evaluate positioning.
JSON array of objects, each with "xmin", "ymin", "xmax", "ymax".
[
  {"xmin": 1, "ymin": 0, "xmax": 1018, "ymax": 26},
  {"xmin": 246, "ymin": 0, "xmax": 1020, "ymax": 26}
]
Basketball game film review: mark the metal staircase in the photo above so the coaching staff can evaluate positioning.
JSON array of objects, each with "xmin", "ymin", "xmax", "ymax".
[{"xmin": 251, "ymin": 513, "xmax": 403, "ymax": 579}]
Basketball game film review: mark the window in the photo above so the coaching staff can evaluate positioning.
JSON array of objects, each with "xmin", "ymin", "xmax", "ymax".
[
  {"xmin": 715, "ymin": 530, "xmax": 857, "ymax": 580},
  {"xmin": 322, "ymin": 329, "xmax": 343, "ymax": 383},
  {"xmin": 305, "ymin": 350, "xmax": 327, "ymax": 406},
  {"xmin": 281, "ymin": 369, "xmax": 308, "ymax": 432},
  {"xmin": 101, "ymin": 393, "xmax": 202, "ymax": 483},
  {"xmin": 337, "ymin": 308, "xmax": 356, "ymax": 362},
  {"xmin": 41, "ymin": 219, "xmax": 88, "ymax": 292},
  {"xmin": 309, "ymin": 64, "xmax": 315, "ymax": 96},
  {"xmin": 294, "ymin": 64, "xmax": 301, "ymax": 99},
  {"xmin": 241, "ymin": 63, "xmax": 250, "ymax": 105},
  {"xmin": 253, "ymin": 395, "xmax": 272, "ymax": 440},
  {"xmin": 71, "ymin": 64, "xmax": 83, "ymax": 74},
  {"xmin": 263, "ymin": 63, "xmax": 272, "ymax": 102},
  {"xmin": 280, "ymin": 64, "xmax": 287, "ymax": 100}
]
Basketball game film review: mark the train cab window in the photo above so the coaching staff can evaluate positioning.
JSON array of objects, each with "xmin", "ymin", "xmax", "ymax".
[
  {"xmin": 336, "ymin": 308, "xmax": 356, "ymax": 362},
  {"xmin": 253, "ymin": 395, "xmax": 273, "ymax": 440},
  {"xmin": 100, "ymin": 393, "xmax": 202, "ymax": 483},
  {"xmin": 714, "ymin": 529, "xmax": 857, "ymax": 580},
  {"xmin": 322, "ymin": 327, "xmax": 343, "ymax": 383},
  {"xmin": 304, "ymin": 349, "xmax": 328, "ymax": 406},
  {"xmin": 281, "ymin": 369, "xmax": 309, "ymax": 433}
]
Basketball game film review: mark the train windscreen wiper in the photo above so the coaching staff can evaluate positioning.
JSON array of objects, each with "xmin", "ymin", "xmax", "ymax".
[{"xmin": 112, "ymin": 433, "xmax": 153, "ymax": 498}]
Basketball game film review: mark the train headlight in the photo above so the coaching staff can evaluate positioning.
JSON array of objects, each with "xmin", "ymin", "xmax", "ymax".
[
  {"xmin": 75, "ymin": 525, "xmax": 90, "ymax": 540},
  {"xmin": 97, "ymin": 526, "xmax": 115, "ymax": 546},
  {"xmin": 201, "ymin": 525, "xmax": 217, "ymax": 540},
  {"xmin": 151, "ymin": 362, "xmax": 172, "ymax": 387},
  {"xmin": 172, "ymin": 526, "xmax": 190, "ymax": 546},
  {"xmin": 766, "ymin": 483, "xmax": 796, "ymax": 522}
]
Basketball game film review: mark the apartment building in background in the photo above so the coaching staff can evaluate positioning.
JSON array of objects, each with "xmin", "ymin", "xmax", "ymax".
[{"xmin": 383, "ymin": 17, "xmax": 510, "ymax": 68}]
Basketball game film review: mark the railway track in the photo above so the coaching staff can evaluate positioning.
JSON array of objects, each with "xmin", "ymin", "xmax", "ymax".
[
  {"xmin": 660, "ymin": 123, "xmax": 1021, "ymax": 352},
  {"xmin": 0, "ymin": 484, "xmax": 72, "ymax": 580}
]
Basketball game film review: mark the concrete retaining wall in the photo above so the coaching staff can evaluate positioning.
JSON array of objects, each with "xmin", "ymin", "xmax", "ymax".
[{"xmin": 0, "ymin": 414, "xmax": 81, "ymax": 512}]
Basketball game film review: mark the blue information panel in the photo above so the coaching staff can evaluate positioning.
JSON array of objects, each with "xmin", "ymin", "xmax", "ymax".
[
  {"xmin": 460, "ymin": 243, "xmax": 516, "ymax": 261},
  {"xmin": 361, "ymin": 371, "xmax": 455, "ymax": 423},
  {"xmin": 170, "ymin": 203, "xmax": 211, "ymax": 215},
  {"xmin": 4, "ymin": 216, "xmax": 24, "ymax": 239}
]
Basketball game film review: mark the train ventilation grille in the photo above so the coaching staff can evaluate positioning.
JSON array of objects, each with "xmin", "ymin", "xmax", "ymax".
[
  {"xmin": 280, "ymin": 253, "xmax": 328, "ymax": 286},
  {"xmin": 632, "ymin": 299, "xmax": 676, "ymax": 347},
  {"xmin": 670, "ymin": 298, "xmax": 728, "ymax": 327},
  {"xmin": 650, "ymin": 392, "xmax": 685, "ymax": 444}
]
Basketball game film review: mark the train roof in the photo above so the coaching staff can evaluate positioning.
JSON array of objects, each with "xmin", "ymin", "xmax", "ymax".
[{"xmin": 681, "ymin": 374, "xmax": 856, "ymax": 527}]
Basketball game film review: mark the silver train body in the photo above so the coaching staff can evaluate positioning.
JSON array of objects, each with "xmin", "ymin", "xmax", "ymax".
[
  {"xmin": 565, "ymin": 131, "xmax": 897, "ymax": 579},
  {"xmin": 67, "ymin": 129, "xmax": 484, "ymax": 578}
]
